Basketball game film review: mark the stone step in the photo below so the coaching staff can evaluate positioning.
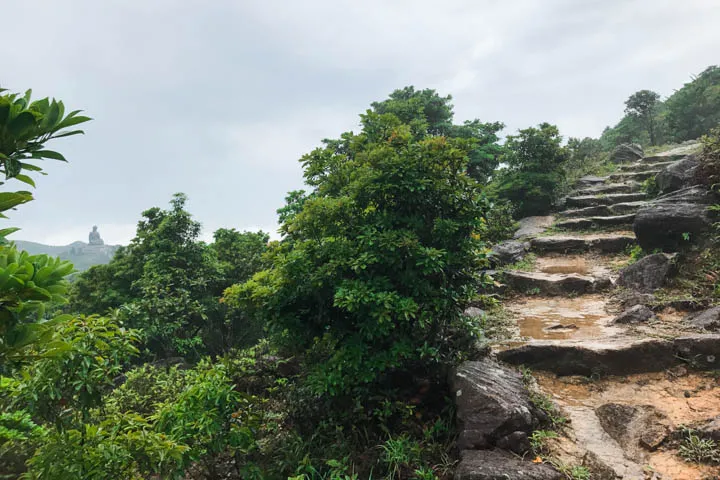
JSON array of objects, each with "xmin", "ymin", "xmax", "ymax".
[
  {"xmin": 575, "ymin": 182, "xmax": 641, "ymax": 196},
  {"xmin": 554, "ymin": 214, "xmax": 635, "ymax": 230},
  {"xmin": 565, "ymin": 192, "xmax": 647, "ymax": 208},
  {"xmin": 575, "ymin": 175, "xmax": 607, "ymax": 188},
  {"xmin": 608, "ymin": 170, "xmax": 660, "ymax": 182},
  {"xmin": 641, "ymin": 153, "xmax": 689, "ymax": 163},
  {"xmin": 503, "ymin": 270, "xmax": 611, "ymax": 296},
  {"xmin": 496, "ymin": 334, "xmax": 720, "ymax": 376},
  {"xmin": 618, "ymin": 161, "xmax": 674, "ymax": 172},
  {"xmin": 530, "ymin": 234, "xmax": 635, "ymax": 253}
]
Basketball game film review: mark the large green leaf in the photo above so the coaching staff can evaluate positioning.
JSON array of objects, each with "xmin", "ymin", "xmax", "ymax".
[
  {"xmin": 0, "ymin": 191, "xmax": 33, "ymax": 212},
  {"xmin": 7, "ymin": 111, "xmax": 36, "ymax": 136}
]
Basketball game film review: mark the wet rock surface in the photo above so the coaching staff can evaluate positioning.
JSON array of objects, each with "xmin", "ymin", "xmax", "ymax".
[
  {"xmin": 616, "ymin": 253, "xmax": 672, "ymax": 293},
  {"xmin": 450, "ymin": 359, "xmax": 538, "ymax": 450},
  {"xmin": 454, "ymin": 449, "xmax": 563, "ymax": 480}
]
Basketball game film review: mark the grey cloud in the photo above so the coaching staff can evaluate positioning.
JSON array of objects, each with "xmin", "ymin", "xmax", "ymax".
[{"xmin": 2, "ymin": 0, "xmax": 719, "ymax": 245}]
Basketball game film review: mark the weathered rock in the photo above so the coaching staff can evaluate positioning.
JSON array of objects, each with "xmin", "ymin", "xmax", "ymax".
[
  {"xmin": 609, "ymin": 201, "xmax": 649, "ymax": 215},
  {"xmin": 608, "ymin": 171, "xmax": 660, "ymax": 182},
  {"xmin": 615, "ymin": 290, "xmax": 655, "ymax": 310},
  {"xmin": 610, "ymin": 143, "xmax": 643, "ymax": 163},
  {"xmin": 592, "ymin": 214, "xmax": 636, "ymax": 226},
  {"xmin": 596, "ymin": 403, "xmax": 671, "ymax": 454},
  {"xmin": 450, "ymin": 359, "xmax": 537, "ymax": 450},
  {"xmin": 558, "ymin": 205, "xmax": 613, "ymax": 218},
  {"xmin": 656, "ymin": 156, "xmax": 699, "ymax": 194},
  {"xmin": 495, "ymin": 431, "xmax": 531, "ymax": 455},
  {"xmin": 576, "ymin": 175, "xmax": 607, "ymax": 187},
  {"xmin": 513, "ymin": 216, "xmax": 555, "ymax": 239},
  {"xmin": 489, "ymin": 240, "xmax": 530, "ymax": 266},
  {"xmin": 613, "ymin": 305, "xmax": 656, "ymax": 324},
  {"xmin": 576, "ymin": 182, "xmax": 641, "ymax": 195},
  {"xmin": 633, "ymin": 203, "xmax": 713, "ymax": 250},
  {"xmin": 503, "ymin": 271, "xmax": 608, "ymax": 296},
  {"xmin": 684, "ymin": 306, "xmax": 720, "ymax": 331},
  {"xmin": 619, "ymin": 161, "xmax": 674, "ymax": 172},
  {"xmin": 554, "ymin": 218, "xmax": 593, "ymax": 230},
  {"xmin": 496, "ymin": 334, "xmax": 720, "ymax": 376},
  {"xmin": 530, "ymin": 235, "xmax": 634, "ymax": 254},
  {"xmin": 455, "ymin": 449, "xmax": 563, "ymax": 480},
  {"xmin": 698, "ymin": 416, "xmax": 720, "ymax": 441},
  {"xmin": 654, "ymin": 185, "xmax": 718, "ymax": 205},
  {"xmin": 566, "ymin": 193, "xmax": 647, "ymax": 209},
  {"xmin": 616, "ymin": 253, "xmax": 672, "ymax": 293}
]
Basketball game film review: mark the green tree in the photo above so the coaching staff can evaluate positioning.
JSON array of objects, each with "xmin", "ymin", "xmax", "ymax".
[
  {"xmin": 491, "ymin": 123, "xmax": 570, "ymax": 218},
  {"xmin": 226, "ymin": 107, "xmax": 489, "ymax": 397},
  {"xmin": 624, "ymin": 90, "xmax": 661, "ymax": 146},
  {"xmin": 371, "ymin": 86, "xmax": 505, "ymax": 183},
  {"xmin": 666, "ymin": 65, "xmax": 720, "ymax": 141},
  {"xmin": 0, "ymin": 88, "xmax": 90, "ymax": 361}
]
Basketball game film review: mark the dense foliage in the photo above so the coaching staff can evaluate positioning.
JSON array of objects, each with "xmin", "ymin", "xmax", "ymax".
[
  {"xmin": 226, "ymin": 108, "xmax": 490, "ymax": 398},
  {"xmin": 69, "ymin": 195, "xmax": 269, "ymax": 359},
  {"xmin": 490, "ymin": 123, "xmax": 570, "ymax": 218}
]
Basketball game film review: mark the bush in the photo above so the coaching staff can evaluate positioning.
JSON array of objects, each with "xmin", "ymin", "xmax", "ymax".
[
  {"xmin": 103, "ymin": 363, "xmax": 189, "ymax": 416},
  {"xmin": 227, "ymin": 109, "xmax": 489, "ymax": 398},
  {"xmin": 491, "ymin": 123, "xmax": 570, "ymax": 218}
]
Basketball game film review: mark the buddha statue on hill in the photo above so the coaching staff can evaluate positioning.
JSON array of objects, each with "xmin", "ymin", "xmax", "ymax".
[{"xmin": 88, "ymin": 225, "xmax": 104, "ymax": 246}]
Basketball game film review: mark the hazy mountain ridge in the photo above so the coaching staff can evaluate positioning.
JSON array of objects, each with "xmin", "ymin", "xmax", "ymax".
[{"xmin": 13, "ymin": 239, "xmax": 121, "ymax": 272}]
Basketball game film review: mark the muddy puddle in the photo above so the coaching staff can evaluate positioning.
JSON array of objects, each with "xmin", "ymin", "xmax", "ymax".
[
  {"xmin": 536, "ymin": 372, "xmax": 720, "ymax": 479},
  {"xmin": 505, "ymin": 295, "xmax": 620, "ymax": 341}
]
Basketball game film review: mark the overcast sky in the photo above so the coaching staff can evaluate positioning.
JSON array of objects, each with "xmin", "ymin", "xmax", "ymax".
[{"xmin": 3, "ymin": 0, "xmax": 719, "ymax": 245}]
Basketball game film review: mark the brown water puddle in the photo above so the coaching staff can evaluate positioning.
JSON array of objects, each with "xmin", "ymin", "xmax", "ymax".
[
  {"xmin": 536, "ymin": 372, "xmax": 720, "ymax": 479},
  {"xmin": 505, "ymin": 295, "xmax": 620, "ymax": 341}
]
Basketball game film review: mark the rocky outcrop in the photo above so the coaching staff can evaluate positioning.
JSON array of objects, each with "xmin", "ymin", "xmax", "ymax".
[
  {"xmin": 610, "ymin": 143, "xmax": 643, "ymax": 163},
  {"xmin": 633, "ymin": 203, "xmax": 713, "ymax": 251},
  {"xmin": 613, "ymin": 305, "xmax": 656, "ymax": 324},
  {"xmin": 489, "ymin": 240, "xmax": 529, "ymax": 267},
  {"xmin": 616, "ymin": 253, "xmax": 673, "ymax": 293},
  {"xmin": 654, "ymin": 185, "xmax": 718, "ymax": 205},
  {"xmin": 656, "ymin": 156, "xmax": 700, "ymax": 194},
  {"xmin": 455, "ymin": 450, "xmax": 563, "ymax": 480},
  {"xmin": 684, "ymin": 306, "xmax": 720, "ymax": 331},
  {"xmin": 450, "ymin": 359, "xmax": 539, "ymax": 451}
]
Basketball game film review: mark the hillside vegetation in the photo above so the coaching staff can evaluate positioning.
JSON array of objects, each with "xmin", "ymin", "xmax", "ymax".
[{"xmin": 0, "ymin": 66, "xmax": 719, "ymax": 479}]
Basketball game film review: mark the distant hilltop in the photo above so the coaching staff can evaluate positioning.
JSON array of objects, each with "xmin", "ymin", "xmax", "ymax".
[{"xmin": 14, "ymin": 226, "xmax": 120, "ymax": 272}]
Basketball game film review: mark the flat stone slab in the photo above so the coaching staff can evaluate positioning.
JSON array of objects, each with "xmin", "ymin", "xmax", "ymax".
[
  {"xmin": 559, "ymin": 205, "xmax": 613, "ymax": 218},
  {"xmin": 455, "ymin": 449, "xmax": 563, "ymax": 480},
  {"xmin": 497, "ymin": 334, "xmax": 720, "ymax": 376},
  {"xmin": 513, "ymin": 215, "xmax": 555, "ymax": 239},
  {"xmin": 566, "ymin": 193, "xmax": 647, "ymax": 208},
  {"xmin": 619, "ymin": 161, "xmax": 675, "ymax": 172},
  {"xmin": 608, "ymin": 171, "xmax": 661, "ymax": 182},
  {"xmin": 576, "ymin": 182, "xmax": 641, "ymax": 195},
  {"xmin": 609, "ymin": 201, "xmax": 649, "ymax": 215},
  {"xmin": 641, "ymin": 142, "xmax": 701, "ymax": 162},
  {"xmin": 555, "ymin": 214, "xmax": 635, "ymax": 230},
  {"xmin": 504, "ymin": 271, "xmax": 610, "ymax": 296},
  {"xmin": 531, "ymin": 234, "xmax": 635, "ymax": 253}
]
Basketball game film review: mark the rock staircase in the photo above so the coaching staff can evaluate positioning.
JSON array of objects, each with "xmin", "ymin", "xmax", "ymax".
[{"xmin": 454, "ymin": 144, "xmax": 720, "ymax": 479}]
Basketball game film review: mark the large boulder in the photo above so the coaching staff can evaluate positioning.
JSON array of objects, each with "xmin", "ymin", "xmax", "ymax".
[
  {"xmin": 610, "ymin": 143, "xmax": 644, "ymax": 163},
  {"xmin": 489, "ymin": 240, "xmax": 529, "ymax": 267},
  {"xmin": 684, "ymin": 307, "xmax": 720, "ymax": 331},
  {"xmin": 633, "ymin": 203, "xmax": 713, "ymax": 251},
  {"xmin": 450, "ymin": 359, "xmax": 539, "ymax": 451},
  {"xmin": 655, "ymin": 156, "xmax": 700, "ymax": 194},
  {"xmin": 616, "ymin": 253, "xmax": 673, "ymax": 293},
  {"xmin": 455, "ymin": 449, "xmax": 563, "ymax": 480}
]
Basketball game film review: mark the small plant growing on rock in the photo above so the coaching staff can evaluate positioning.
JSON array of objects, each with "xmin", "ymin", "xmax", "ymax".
[
  {"xmin": 529, "ymin": 430, "xmax": 558, "ymax": 454},
  {"xmin": 678, "ymin": 428, "xmax": 720, "ymax": 464}
]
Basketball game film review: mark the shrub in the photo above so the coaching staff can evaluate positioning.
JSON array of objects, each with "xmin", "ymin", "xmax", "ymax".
[{"xmin": 227, "ymin": 109, "xmax": 489, "ymax": 398}]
